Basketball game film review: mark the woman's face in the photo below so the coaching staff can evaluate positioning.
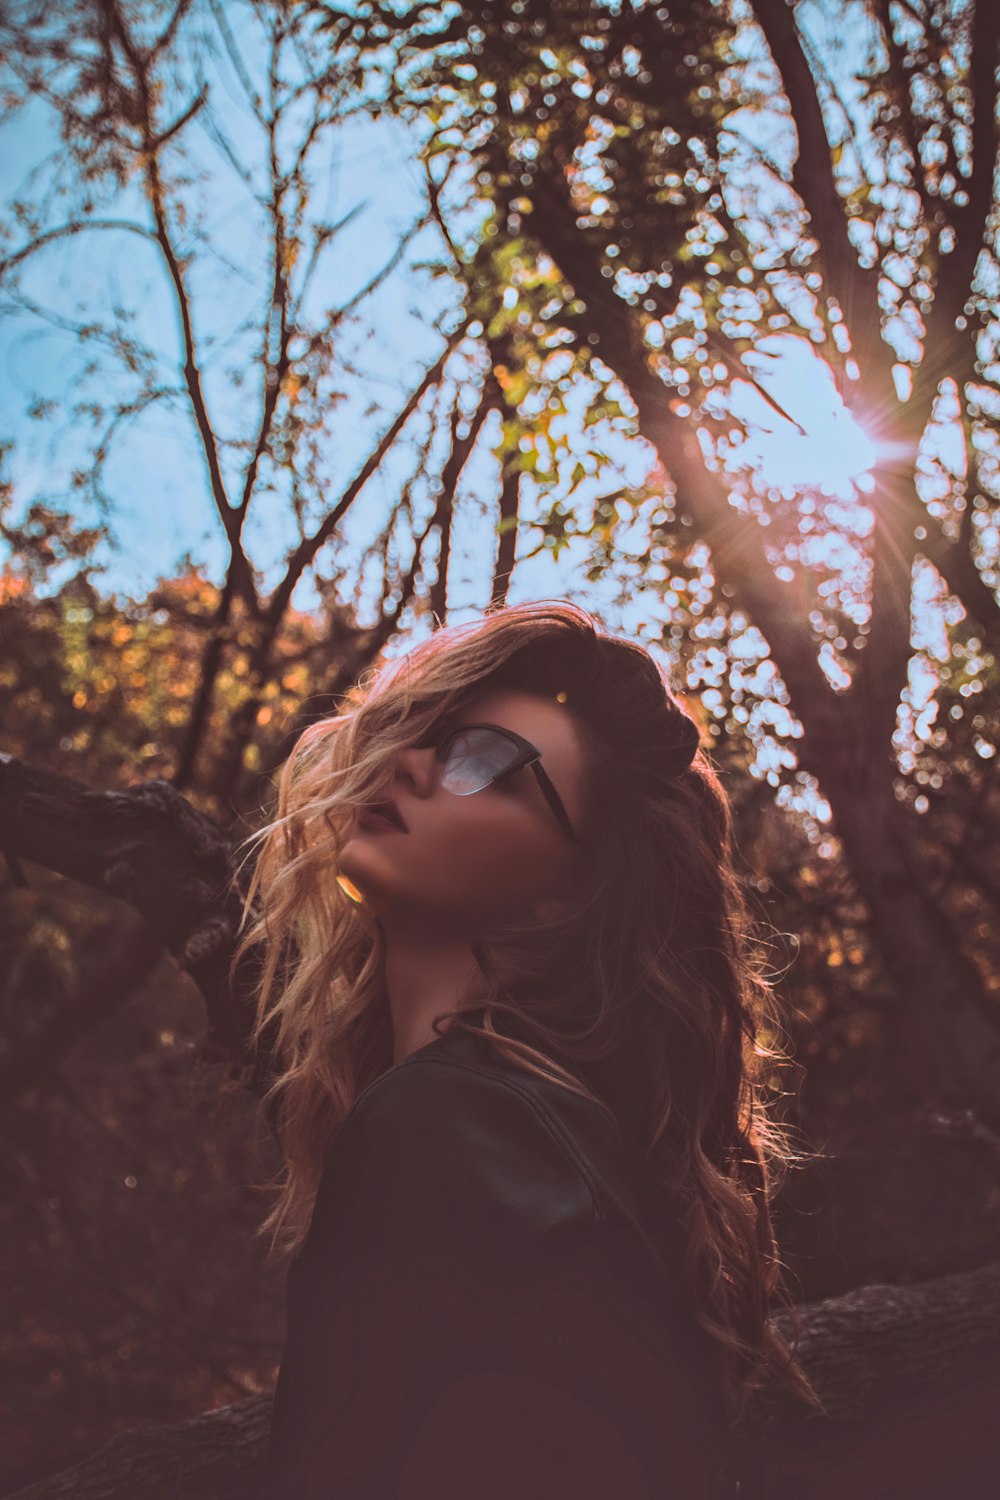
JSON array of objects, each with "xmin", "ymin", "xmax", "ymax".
[{"xmin": 337, "ymin": 687, "xmax": 590, "ymax": 940}]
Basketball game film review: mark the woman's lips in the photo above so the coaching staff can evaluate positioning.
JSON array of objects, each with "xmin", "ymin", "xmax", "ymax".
[{"xmin": 357, "ymin": 808, "xmax": 408, "ymax": 834}]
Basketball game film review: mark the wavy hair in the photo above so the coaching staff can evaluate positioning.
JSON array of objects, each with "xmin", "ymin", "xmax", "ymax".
[{"xmin": 236, "ymin": 599, "xmax": 821, "ymax": 1422}]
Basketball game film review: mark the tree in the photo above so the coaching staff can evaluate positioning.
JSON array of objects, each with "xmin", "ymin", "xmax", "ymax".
[
  {"xmin": 3, "ymin": 0, "xmax": 1000, "ymax": 1487},
  {"xmin": 0, "ymin": 5, "xmax": 506, "ymax": 1477},
  {"xmin": 311, "ymin": 0, "xmax": 1000, "ymax": 1126},
  {"xmin": 0, "ymin": 0, "xmax": 516, "ymax": 809}
]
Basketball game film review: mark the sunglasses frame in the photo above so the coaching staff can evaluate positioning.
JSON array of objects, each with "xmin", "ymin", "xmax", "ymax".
[{"xmin": 430, "ymin": 722, "xmax": 580, "ymax": 844}]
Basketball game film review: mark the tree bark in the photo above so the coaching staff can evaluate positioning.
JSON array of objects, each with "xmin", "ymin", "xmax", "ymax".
[
  {"xmin": 0, "ymin": 754, "xmax": 265, "ymax": 1090},
  {"xmin": 813, "ymin": 758, "xmax": 1000, "ymax": 1119}
]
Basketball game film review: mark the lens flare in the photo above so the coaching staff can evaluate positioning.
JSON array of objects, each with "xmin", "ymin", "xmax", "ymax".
[{"xmin": 730, "ymin": 338, "xmax": 877, "ymax": 496}]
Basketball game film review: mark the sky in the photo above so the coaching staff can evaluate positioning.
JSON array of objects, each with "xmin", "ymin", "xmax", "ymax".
[
  {"xmin": 5, "ymin": 0, "xmax": 995, "ymax": 822},
  {"xmin": 0, "ymin": 81, "xmax": 450, "ymax": 597},
  {"xmin": 0, "ymin": 2, "xmax": 882, "ymax": 620}
]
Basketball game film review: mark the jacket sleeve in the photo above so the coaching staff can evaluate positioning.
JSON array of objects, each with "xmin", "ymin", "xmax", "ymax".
[{"xmin": 261, "ymin": 1057, "xmax": 729, "ymax": 1500}]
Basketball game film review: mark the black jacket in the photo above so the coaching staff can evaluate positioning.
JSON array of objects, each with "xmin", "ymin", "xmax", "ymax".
[{"xmin": 262, "ymin": 1025, "xmax": 737, "ymax": 1499}]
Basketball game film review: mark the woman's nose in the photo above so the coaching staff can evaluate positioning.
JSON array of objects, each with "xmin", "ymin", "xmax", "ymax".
[{"xmin": 393, "ymin": 744, "xmax": 438, "ymax": 798}]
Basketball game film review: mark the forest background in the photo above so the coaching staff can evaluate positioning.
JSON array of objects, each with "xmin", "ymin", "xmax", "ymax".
[{"xmin": 0, "ymin": 0, "xmax": 998, "ymax": 1492}]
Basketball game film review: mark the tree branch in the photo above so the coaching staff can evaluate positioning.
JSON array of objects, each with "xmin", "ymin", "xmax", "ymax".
[
  {"xmin": 752, "ymin": 0, "xmax": 893, "ymax": 397},
  {"xmin": 872, "ymin": 0, "xmax": 936, "ymax": 225},
  {"xmin": 0, "ymin": 754, "xmax": 263, "ymax": 1090},
  {"xmin": 527, "ymin": 165, "xmax": 837, "ymax": 723},
  {"xmin": 427, "ymin": 385, "xmax": 492, "ymax": 625},
  {"xmin": 920, "ymin": 0, "xmax": 1000, "ymax": 363},
  {"xmin": 97, "ymin": 0, "xmax": 257, "ymax": 613},
  {"xmin": 490, "ymin": 458, "xmax": 521, "ymax": 610},
  {"xmin": 0, "ymin": 219, "xmax": 160, "ymax": 279},
  {"xmin": 235, "ymin": 39, "xmax": 293, "ymax": 525},
  {"xmin": 264, "ymin": 326, "xmax": 466, "ymax": 630}
]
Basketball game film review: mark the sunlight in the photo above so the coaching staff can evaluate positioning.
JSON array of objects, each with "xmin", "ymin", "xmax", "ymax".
[{"xmin": 726, "ymin": 338, "xmax": 878, "ymax": 498}]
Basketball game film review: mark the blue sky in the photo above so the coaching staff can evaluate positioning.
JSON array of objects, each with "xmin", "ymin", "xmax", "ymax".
[
  {"xmin": 0, "ymin": 1, "xmax": 882, "ymax": 629},
  {"xmin": 0, "ymin": 74, "xmax": 450, "ymax": 594},
  {"xmin": 7, "ymin": 0, "xmax": 985, "ymax": 815}
]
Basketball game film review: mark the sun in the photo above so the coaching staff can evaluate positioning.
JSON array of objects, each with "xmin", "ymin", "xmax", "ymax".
[{"xmin": 727, "ymin": 337, "xmax": 877, "ymax": 498}]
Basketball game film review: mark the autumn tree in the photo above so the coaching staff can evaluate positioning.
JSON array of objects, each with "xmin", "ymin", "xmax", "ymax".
[
  {"xmin": 0, "ymin": 0, "xmax": 526, "ymax": 808},
  {"xmin": 312, "ymin": 0, "xmax": 1000, "ymax": 1127},
  {"xmin": 3, "ymin": 1, "xmax": 1000, "ymax": 1488},
  {"xmin": 0, "ymin": 3, "xmax": 495, "ymax": 1481}
]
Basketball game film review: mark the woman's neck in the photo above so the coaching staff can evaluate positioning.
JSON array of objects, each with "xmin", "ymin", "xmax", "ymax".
[{"xmin": 383, "ymin": 935, "xmax": 482, "ymax": 1065}]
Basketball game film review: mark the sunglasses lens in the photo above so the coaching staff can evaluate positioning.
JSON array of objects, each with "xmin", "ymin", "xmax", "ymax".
[{"xmin": 438, "ymin": 728, "xmax": 518, "ymax": 794}]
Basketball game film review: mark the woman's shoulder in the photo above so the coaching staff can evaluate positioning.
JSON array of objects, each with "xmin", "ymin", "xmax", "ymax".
[
  {"xmin": 325, "ymin": 1028, "xmax": 604, "ymax": 1253},
  {"xmin": 280, "ymin": 1029, "xmax": 734, "ymax": 1500},
  {"xmin": 317, "ymin": 1025, "xmax": 675, "ymax": 1276}
]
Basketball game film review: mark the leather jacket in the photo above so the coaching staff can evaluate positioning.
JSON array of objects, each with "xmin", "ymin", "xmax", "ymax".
[{"xmin": 262, "ymin": 1024, "xmax": 738, "ymax": 1499}]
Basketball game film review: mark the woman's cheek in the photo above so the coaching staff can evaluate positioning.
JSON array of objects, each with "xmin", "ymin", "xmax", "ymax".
[{"xmin": 425, "ymin": 822, "xmax": 505, "ymax": 896}]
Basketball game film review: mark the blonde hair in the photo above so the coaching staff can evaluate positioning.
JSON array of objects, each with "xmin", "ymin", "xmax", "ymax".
[{"xmin": 236, "ymin": 599, "xmax": 821, "ymax": 1422}]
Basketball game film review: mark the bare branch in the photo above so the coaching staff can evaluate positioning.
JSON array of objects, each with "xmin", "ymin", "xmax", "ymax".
[
  {"xmin": 0, "ymin": 218, "xmax": 160, "ymax": 279},
  {"xmin": 336, "ymin": 212, "xmax": 429, "ymax": 319},
  {"xmin": 265, "ymin": 324, "xmax": 468, "ymax": 629},
  {"xmin": 295, "ymin": 202, "xmax": 367, "ymax": 309},
  {"xmin": 148, "ymin": 81, "xmax": 208, "ymax": 152},
  {"xmin": 97, "ymin": 0, "xmax": 257, "ymax": 611},
  {"xmin": 205, "ymin": 0, "xmax": 263, "ymax": 115},
  {"xmin": 427, "ymin": 384, "xmax": 492, "ymax": 624},
  {"xmin": 149, "ymin": 0, "xmax": 195, "ymax": 62},
  {"xmin": 236, "ymin": 43, "xmax": 293, "ymax": 526}
]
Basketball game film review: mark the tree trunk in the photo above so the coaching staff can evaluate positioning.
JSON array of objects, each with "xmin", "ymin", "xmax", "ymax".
[
  {"xmin": 522, "ymin": 170, "xmax": 1000, "ymax": 1131},
  {"xmin": 811, "ymin": 756, "xmax": 1000, "ymax": 1123}
]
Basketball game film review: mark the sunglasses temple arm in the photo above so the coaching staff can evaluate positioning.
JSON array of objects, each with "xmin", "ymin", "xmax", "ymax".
[{"xmin": 531, "ymin": 764, "xmax": 579, "ymax": 843}]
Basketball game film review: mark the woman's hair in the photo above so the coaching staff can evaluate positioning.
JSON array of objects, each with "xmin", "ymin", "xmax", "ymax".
[{"xmin": 236, "ymin": 599, "xmax": 820, "ymax": 1422}]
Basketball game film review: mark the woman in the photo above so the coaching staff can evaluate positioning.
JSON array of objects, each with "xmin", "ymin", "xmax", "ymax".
[{"xmin": 240, "ymin": 600, "xmax": 819, "ymax": 1498}]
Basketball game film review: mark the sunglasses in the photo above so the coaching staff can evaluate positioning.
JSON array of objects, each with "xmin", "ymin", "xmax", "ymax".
[{"xmin": 416, "ymin": 722, "xmax": 580, "ymax": 844}]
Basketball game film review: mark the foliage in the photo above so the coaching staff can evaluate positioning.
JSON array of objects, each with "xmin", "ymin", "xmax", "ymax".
[
  {"xmin": 309, "ymin": 0, "xmax": 1000, "ymax": 1123},
  {"xmin": 2, "ymin": 3, "xmax": 1000, "ymax": 1483},
  {"xmin": 0, "ymin": 515, "xmax": 348, "ymax": 802},
  {"xmin": 0, "ymin": 0, "xmax": 482, "ymax": 802},
  {"xmin": 0, "ymin": 875, "xmax": 284, "ymax": 1493}
]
